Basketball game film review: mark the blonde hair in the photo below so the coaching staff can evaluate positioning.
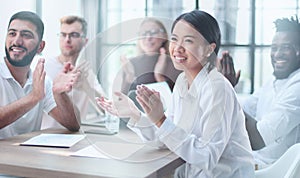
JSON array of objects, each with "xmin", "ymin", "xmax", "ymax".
[
  {"xmin": 137, "ymin": 18, "xmax": 169, "ymax": 55},
  {"xmin": 60, "ymin": 15, "xmax": 87, "ymax": 37}
]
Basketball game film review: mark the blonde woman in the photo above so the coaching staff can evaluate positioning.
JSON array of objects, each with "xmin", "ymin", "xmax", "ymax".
[{"xmin": 120, "ymin": 18, "xmax": 181, "ymax": 94}]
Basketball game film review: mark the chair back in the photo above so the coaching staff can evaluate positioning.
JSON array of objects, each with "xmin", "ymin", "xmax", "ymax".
[{"xmin": 255, "ymin": 143, "xmax": 300, "ymax": 178}]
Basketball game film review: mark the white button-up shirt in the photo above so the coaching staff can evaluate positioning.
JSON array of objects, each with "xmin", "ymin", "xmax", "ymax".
[
  {"xmin": 243, "ymin": 68, "xmax": 300, "ymax": 166},
  {"xmin": 0, "ymin": 61, "xmax": 56, "ymax": 139},
  {"xmin": 128, "ymin": 66, "xmax": 255, "ymax": 178}
]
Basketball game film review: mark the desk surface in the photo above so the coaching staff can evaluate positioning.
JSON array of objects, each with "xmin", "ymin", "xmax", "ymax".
[{"xmin": 0, "ymin": 126, "xmax": 183, "ymax": 178}]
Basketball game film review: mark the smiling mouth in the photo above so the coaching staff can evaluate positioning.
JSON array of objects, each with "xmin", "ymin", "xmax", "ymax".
[
  {"xmin": 273, "ymin": 59, "xmax": 288, "ymax": 65},
  {"xmin": 9, "ymin": 46, "xmax": 26, "ymax": 53},
  {"xmin": 174, "ymin": 56, "xmax": 187, "ymax": 62},
  {"xmin": 275, "ymin": 60, "xmax": 287, "ymax": 64}
]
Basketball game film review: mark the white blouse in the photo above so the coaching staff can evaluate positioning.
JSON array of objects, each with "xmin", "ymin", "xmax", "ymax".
[{"xmin": 128, "ymin": 66, "xmax": 255, "ymax": 178}]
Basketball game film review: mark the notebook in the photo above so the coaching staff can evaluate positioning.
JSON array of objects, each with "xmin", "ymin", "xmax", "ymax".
[{"xmin": 20, "ymin": 134, "xmax": 85, "ymax": 148}]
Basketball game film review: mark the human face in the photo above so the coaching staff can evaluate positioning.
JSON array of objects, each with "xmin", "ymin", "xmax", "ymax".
[
  {"xmin": 59, "ymin": 22, "xmax": 87, "ymax": 58},
  {"xmin": 271, "ymin": 31, "xmax": 300, "ymax": 79},
  {"xmin": 5, "ymin": 19, "xmax": 43, "ymax": 67},
  {"xmin": 169, "ymin": 20, "xmax": 213, "ymax": 78},
  {"xmin": 138, "ymin": 21, "xmax": 166, "ymax": 54}
]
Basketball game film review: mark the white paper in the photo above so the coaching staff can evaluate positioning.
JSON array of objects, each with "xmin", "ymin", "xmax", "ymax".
[
  {"xmin": 71, "ymin": 144, "xmax": 110, "ymax": 159},
  {"xmin": 20, "ymin": 133, "xmax": 86, "ymax": 148},
  {"xmin": 71, "ymin": 142, "xmax": 144, "ymax": 160}
]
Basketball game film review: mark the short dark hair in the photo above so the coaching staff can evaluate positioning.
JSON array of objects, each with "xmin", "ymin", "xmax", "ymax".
[
  {"xmin": 60, "ymin": 15, "xmax": 88, "ymax": 37},
  {"xmin": 274, "ymin": 16, "xmax": 300, "ymax": 33},
  {"xmin": 8, "ymin": 11, "xmax": 44, "ymax": 41},
  {"xmin": 274, "ymin": 16, "xmax": 300, "ymax": 45}
]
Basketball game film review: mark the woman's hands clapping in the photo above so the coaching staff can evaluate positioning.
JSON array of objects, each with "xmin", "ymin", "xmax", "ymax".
[
  {"xmin": 96, "ymin": 92, "xmax": 141, "ymax": 121},
  {"xmin": 136, "ymin": 85, "xmax": 166, "ymax": 127}
]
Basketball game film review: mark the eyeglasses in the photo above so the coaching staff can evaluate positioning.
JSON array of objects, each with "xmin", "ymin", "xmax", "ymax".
[
  {"xmin": 58, "ymin": 32, "xmax": 85, "ymax": 39},
  {"xmin": 138, "ymin": 29, "xmax": 165, "ymax": 37}
]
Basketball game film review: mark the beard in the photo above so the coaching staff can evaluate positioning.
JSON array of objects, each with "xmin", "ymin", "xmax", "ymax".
[
  {"xmin": 273, "ymin": 71, "xmax": 291, "ymax": 79},
  {"xmin": 273, "ymin": 62, "xmax": 300, "ymax": 79},
  {"xmin": 5, "ymin": 45, "xmax": 39, "ymax": 67}
]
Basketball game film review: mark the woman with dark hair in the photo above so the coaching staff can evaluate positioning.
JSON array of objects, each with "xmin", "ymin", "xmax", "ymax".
[{"xmin": 97, "ymin": 10, "xmax": 254, "ymax": 177}]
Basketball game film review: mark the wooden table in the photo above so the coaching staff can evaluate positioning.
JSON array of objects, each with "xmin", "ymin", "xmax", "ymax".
[{"xmin": 0, "ymin": 125, "xmax": 184, "ymax": 178}]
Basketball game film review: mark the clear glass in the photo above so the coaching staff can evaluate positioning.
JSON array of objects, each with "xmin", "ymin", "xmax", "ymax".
[{"xmin": 105, "ymin": 114, "xmax": 120, "ymax": 133}]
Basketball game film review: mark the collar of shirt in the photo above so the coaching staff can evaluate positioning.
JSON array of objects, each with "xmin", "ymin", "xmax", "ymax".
[
  {"xmin": 177, "ymin": 64, "xmax": 210, "ymax": 98},
  {"xmin": 0, "ymin": 61, "xmax": 14, "ymax": 79},
  {"xmin": 0, "ymin": 61, "xmax": 33, "ymax": 86},
  {"xmin": 273, "ymin": 68, "xmax": 300, "ymax": 91}
]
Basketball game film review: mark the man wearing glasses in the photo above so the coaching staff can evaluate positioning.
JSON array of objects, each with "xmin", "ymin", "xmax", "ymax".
[{"xmin": 42, "ymin": 15, "xmax": 106, "ymax": 129}]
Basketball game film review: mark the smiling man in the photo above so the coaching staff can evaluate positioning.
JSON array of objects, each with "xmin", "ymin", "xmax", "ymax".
[
  {"xmin": 271, "ymin": 20, "xmax": 300, "ymax": 79},
  {"xmin": 241, "ymin": 16, "xmax": 300, "ymax": 168},
  {"xmin": 0, "ymin": 11, "xmax": 80, "ymax": 139}
]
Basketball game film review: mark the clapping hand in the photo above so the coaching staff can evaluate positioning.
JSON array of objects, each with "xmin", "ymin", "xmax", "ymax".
[
  {"xmin": 52, "ymin": 62, "xmax": 80, "ymax": 94},
  {"xmin": 217, "ymin": 51, "xmax": 241, "ymax": 87},
  {"xmin": 136, "ymin": 85, "xmax": 166, "ymax": 127},
  {"xmin": 96, "ymin": 92, "xmax": 140, "ymax": 121},
  {"xmin": 31, "ymin": 58, "xmax": 46, "ymax": 101}
]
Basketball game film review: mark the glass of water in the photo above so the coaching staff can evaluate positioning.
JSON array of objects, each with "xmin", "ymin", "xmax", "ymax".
[{"xmin": 105, "ymin": 114, "xmax": 120, "ymax": 133}]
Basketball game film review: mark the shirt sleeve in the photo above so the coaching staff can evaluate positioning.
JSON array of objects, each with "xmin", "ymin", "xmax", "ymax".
[
  {"xmin": 242, "ymin": 89, "xmax": 260, "ymax": 120},
  {"xmin": 127, "ymin": 112, "xmax": 166, "ymax": 148}
]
